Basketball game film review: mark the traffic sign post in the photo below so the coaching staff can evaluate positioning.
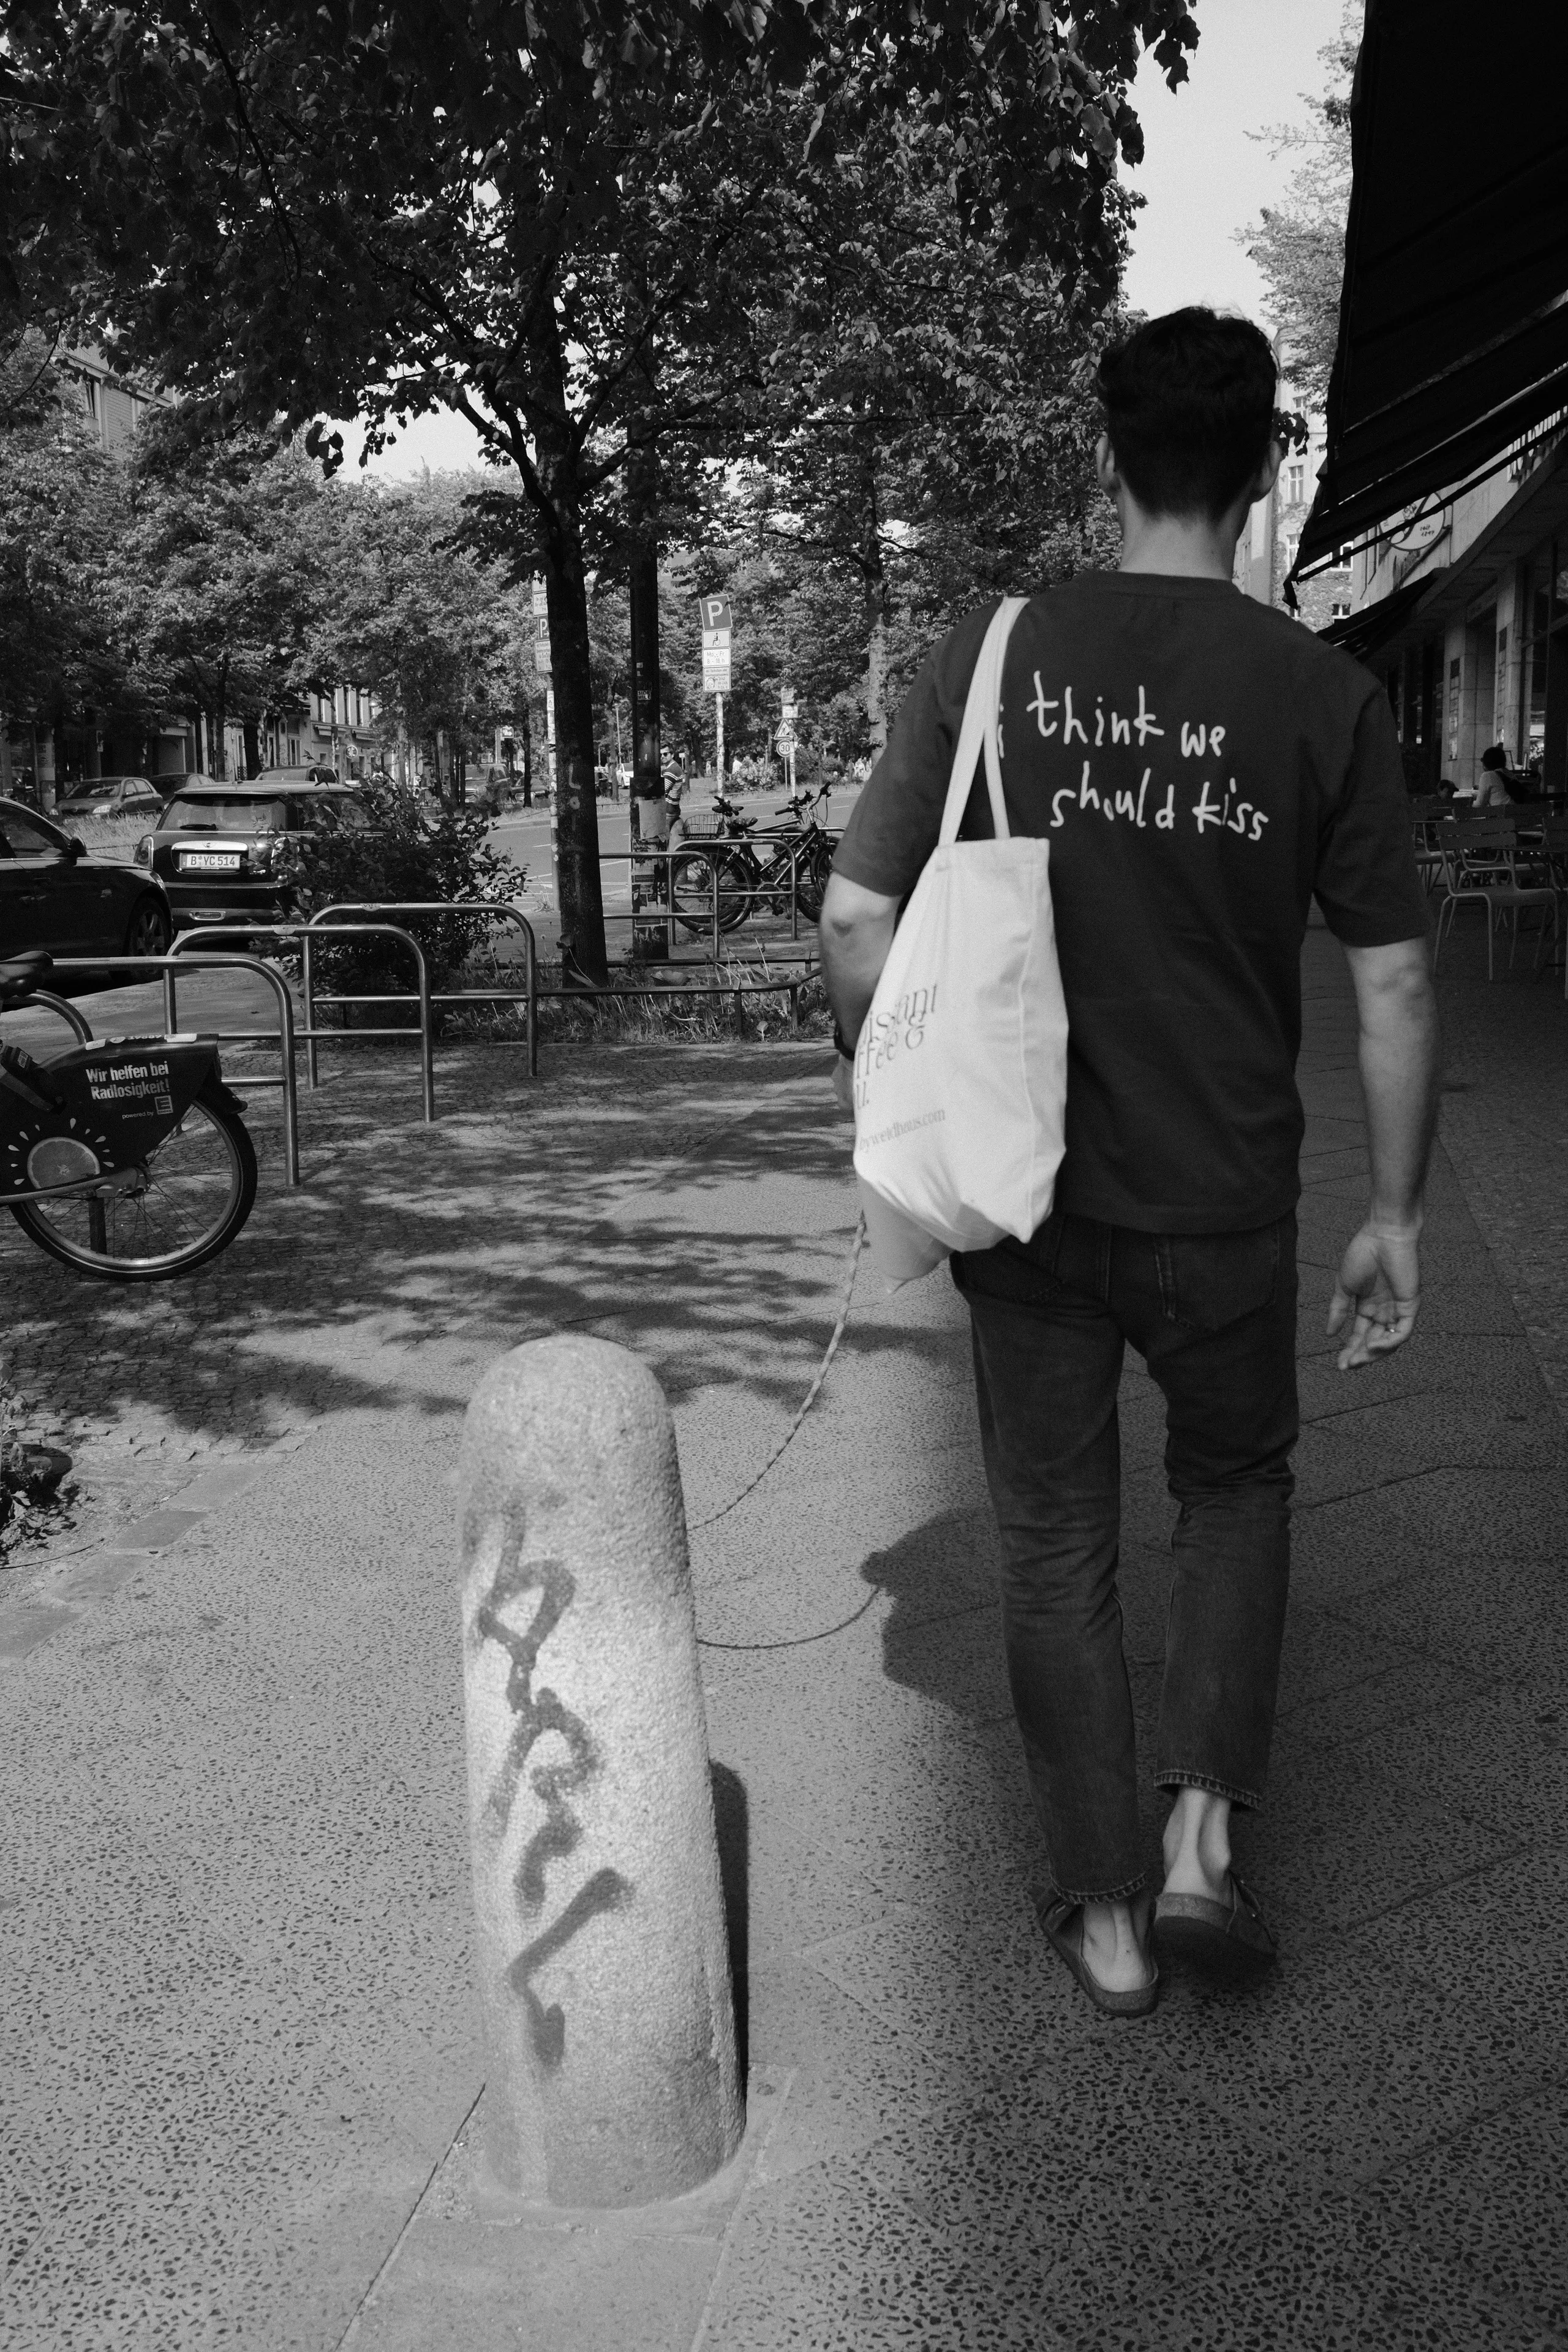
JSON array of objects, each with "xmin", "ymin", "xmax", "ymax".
[
  {"xmin": 698, "ymin": 592, "xmax": 733, "ymax": 784},
  {"xmin": 777, "ymin": 687, "xmax": 799, "ymax": 794}
]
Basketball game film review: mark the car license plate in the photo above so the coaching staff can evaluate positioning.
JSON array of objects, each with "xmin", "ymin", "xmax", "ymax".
[{"xmin": 179, "ymin": 851, "xmax": 242, "ymax": 871}]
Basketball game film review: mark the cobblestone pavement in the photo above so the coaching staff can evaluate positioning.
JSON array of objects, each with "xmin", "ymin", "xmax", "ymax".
[
  {"xmin": 3, "ymin": 922, "xmax": 1567, "ymax": 2350},
  {"xmin": 0, "ymin": 1022, "xmax": 843, "ymax": 1571}
]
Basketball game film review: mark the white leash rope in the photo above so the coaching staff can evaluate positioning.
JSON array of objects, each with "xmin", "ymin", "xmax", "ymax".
[{"xmin": 692, "ymin": 1213, "xmax": 865, "ymax": 1531}]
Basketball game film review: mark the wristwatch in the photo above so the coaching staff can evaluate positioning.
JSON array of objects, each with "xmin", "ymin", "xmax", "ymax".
[{"xmin": 833, "ymin": 1022, "xmax": 855, "ymax": 1062}]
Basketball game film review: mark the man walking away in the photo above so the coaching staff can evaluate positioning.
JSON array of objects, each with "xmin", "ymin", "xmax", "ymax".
[{"xmin": 820, "ymin": 308, "xmax": 1438, "ymax": 2015}]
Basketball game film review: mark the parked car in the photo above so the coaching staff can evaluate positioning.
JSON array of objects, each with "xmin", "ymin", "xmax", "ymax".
[
  {"xmin": 135, "ymin": 781, "xmax": 372, "ymax": 934},
  {"xmin": 0, "ymin": 797, "xmax": 173, "ymax": 959},
  {"xmin": 255, "ymin": 764, "xmax": 342, "ymax": 786},
  {"xmin": 54, "ymin": 774, "xmax": 174, "ymax": 823}
]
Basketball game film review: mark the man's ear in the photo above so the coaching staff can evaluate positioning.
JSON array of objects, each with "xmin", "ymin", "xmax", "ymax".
[
  {"xmin": 1095, "ymin": 432, "xmax": 1121, "ymax": 497},
  {"xmin": 1251, "ymin": 439, "xmax": 1285, "ymax": 503}
]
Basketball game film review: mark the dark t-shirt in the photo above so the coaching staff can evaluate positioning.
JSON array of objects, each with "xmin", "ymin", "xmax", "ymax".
[{"xmin": 832, "ymin": 572, "xmax": 1428, "ymax": 1234}]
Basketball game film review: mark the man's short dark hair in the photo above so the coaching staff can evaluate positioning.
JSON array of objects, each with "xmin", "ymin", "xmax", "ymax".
[
  {"xmin": 1480, "ymin": 743, "xmax": 1507, "ymax": 770},
  {"xmin": 1097, "ymin": 309, "xmax": 1279, "ymax": 522}
]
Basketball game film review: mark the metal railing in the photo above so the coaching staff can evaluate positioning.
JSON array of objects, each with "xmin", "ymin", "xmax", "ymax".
[
  {"xmin": 6, "ymin": 952, "xmax": 303, "ymax": 1187},
  {"xmin": 307, "ymin": 900, "xmax": 538, "ymax": 1078},
  {"xmin": 535, "ymin": 967, "xmax": 821, "ymax": 1033},
  {"xmin": 173, "ymin": 920, "xmax": 434, "ymax": 1128},
  {"xmin": 308, "ymin": 891, "xmax": 818, "ymax": 1043}
]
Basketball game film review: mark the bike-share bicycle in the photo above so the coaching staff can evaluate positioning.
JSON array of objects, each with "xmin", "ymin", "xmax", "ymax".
[{"xmin": 0, "ymin": 951, "xmax": 257, "ymax": 1280}]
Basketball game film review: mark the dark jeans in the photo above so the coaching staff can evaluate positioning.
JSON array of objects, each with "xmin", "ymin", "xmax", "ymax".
[{"xmin": 952, "ymin": 1210, "xmax": 1299, "ymax": 1904}]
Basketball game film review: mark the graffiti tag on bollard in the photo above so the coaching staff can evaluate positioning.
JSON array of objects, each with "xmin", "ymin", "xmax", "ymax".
[{"xmin": 470, "ymin": 1531, "xmax": 632, "ymax": 2068}]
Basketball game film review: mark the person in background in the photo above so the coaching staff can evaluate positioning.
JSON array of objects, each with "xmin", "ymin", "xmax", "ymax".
[
  {"xmin": 1474, "ymin": 745, "xmax": 1515, "ymax": 810},
  {"xmin": 663, "ymin": 754, "xmax": 690, "ymax": 848}
]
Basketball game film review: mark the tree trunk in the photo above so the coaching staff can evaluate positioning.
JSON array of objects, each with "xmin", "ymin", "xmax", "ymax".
[
  {"xmin": 862, "ymin": 456, "xmax": 889, "ymax": 757},
  {"xmin": 622, "ymin": 241, "xmax": 663, "ymax": 804},
  {"xmin": 211, "ymin": 665, "xmax": 229, "ymax": 779},
  {"xmin": 521, "ymin": 707, "xmax": 533, "ymax": 806},
  {"xmin": 866, "ymin": 601, "xmax": 888, "ymax": 756},
  {"xmin": 242, "ymin": 717, "xmax": 260, "ymax": 778},
  {"xmin": 532, "ymin": 310, "xmax": 609, "ymax": 985}
]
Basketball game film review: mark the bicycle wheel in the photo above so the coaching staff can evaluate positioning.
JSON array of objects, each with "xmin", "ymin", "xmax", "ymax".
[
  {"xmin": 796, "ymin": 837, "xmax": 835, "ymax": 922},
  {"xmin": 10, "ymin": 1085, "xmax": 258, "ymax": 1281},
  {"xmin": 670, "ymin": 846, "xmax": 754, "ymax": 935}
]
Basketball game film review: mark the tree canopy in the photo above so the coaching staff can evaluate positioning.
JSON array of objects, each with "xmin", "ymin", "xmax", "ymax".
[
  {"xmin": 0, "ymin": 336, "xmax": 146, "ymax": 736},
  {"xmin": 1239, "ymin": 2, "xmax": 1357, "ymax": 407},
  {"xmin": 2, "ymin": 0, "xmax": 1202, "ymax": 978}
]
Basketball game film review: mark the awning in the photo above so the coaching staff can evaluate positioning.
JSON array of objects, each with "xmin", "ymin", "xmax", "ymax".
[
  {"xmin": 1313, "ymin": 434, "xmax": 1568, "ymax": 665},
  {"xmin": 1294, "ymin": 0, "xmax": 1568, "ymax": 575},
  {"xmin": 1317, "ymin": 571, "xmax": 1444, "ymax": 664}
]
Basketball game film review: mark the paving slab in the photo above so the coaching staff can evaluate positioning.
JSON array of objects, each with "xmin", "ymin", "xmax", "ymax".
[{"xmin": 2, "ymin": 921, "xmax": 1567, "ymax": 2347}]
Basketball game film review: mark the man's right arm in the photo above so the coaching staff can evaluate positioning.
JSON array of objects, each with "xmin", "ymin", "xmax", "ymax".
[{"xmin": 1329, "ymin": 936, "xmax": 1439, "ymax": 1371}]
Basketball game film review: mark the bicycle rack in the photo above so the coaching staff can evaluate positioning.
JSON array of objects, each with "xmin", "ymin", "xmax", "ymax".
[
  {"xmin": 4, "ymin": 952, "xmax": 304, "ymax": 1188},
  {"xmin": 307, "ymin": 901, "xmax": 539, "ymax": 1079},
  {"xmin": 172, "ymin": 921, "xmax": 434, "ymax": 1138},
  {"xmin": 309, "ymin": 892, "xmax": 819, "ymax": 1042}
]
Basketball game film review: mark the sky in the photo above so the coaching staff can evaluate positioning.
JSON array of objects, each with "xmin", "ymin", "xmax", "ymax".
[
  {"xmin": 348, "ymin": 0, "xmax": 1348, "ymax": 481},
  {"xmin": 1121, "ymin": 0, "xmax": 1346, "ymax": 323}
]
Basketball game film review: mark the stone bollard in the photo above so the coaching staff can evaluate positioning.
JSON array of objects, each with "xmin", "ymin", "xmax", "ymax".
[{"xmin": 458, "ymin": 1335, "xmax": 743, "ymax": 2211}]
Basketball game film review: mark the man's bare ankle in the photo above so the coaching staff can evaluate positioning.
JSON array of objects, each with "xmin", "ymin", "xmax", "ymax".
[
  {"xmin": 1161, "ymin": 1789, "xmax": 1234, "ymax": 1902},
  {"xmin": 1080, "ymin": 1898, "xmax": 1156, "ymax": 1991}
]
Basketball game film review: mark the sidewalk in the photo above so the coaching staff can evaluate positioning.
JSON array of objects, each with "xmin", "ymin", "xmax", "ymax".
[{"xmin": 3, "ymin": 925, "xmax": 1566, "ymax": 2349}]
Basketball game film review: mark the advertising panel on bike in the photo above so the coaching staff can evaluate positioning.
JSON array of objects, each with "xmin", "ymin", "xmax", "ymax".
[{"xmin": 1, "ymin": 1037, "xmax": 220, "ymax": 1199}]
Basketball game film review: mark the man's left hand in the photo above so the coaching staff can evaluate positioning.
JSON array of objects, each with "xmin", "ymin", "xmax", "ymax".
[{"xmin": 1327, "ymin": 1223, "xmax": 1421, "ymax": 1371}]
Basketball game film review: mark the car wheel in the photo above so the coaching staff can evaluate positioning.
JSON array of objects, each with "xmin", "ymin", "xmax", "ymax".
[{"xmin": 125, "ymin": 895, "xmax": 172, "ymax": 959}]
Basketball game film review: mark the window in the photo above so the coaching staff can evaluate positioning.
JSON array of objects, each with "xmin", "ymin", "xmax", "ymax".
[
  {"xmin": 0, "ymin": 810, "xmax": 64, "ymax": 858},
  {"xmin": 1330, "ymin": 601, "xmax": 1351, "ymax": 620},
  {"xmin": 159, "ymin": 796, "xmax": 286, "ymax": 833},
  {"xmin": 1284, "ymin": 461, "xmax": 1306, "ymax": 504}
]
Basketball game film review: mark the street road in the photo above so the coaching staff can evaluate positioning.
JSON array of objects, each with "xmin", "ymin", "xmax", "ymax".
[{"xmin": 2, "ymin": 785, "xmax": 863, "ymax": 1050}]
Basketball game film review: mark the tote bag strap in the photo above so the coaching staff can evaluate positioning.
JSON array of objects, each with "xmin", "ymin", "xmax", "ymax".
[{"xmin": 937, "ymin": 595, "xmax": 1029, "ymax": 847}]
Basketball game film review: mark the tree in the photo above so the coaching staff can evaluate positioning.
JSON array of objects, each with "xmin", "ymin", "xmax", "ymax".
[
  {"xmin": 688, "ymin": 121, "xmax": 1120, "ymax": 751},
  {"xmin": 4, "ymin": 0, "xmax": 1200, "ymax": 979},
  {"xmin": 120, "ymin": 425, "xmax": 323, "ymax": 777},
  {"xmin": 1239, "ymin": 3, "xmax": 1359, "ymax": 406},
  {"xmin": 307, "ymin": 475, "xmax": 530, "ymax": 792},
  {"xmin": 0, "ymin": 337, "xmax": 146, "ymax": 769}
]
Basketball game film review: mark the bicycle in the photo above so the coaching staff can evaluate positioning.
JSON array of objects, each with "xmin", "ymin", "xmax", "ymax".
[
  {"xmin": 666, "ymin": 786, "xmax": 836, "ymax": 934},
  {"xmin": 745, "ymin": 783, "xmax": 838, "ymax": 923},
  {"xmin": 0, "ymin": 951, "xmax": 258, "ymax": 1281},
  {"xmin": 633, "ymin": 804, "xmax": 755, "ymax": 937}
]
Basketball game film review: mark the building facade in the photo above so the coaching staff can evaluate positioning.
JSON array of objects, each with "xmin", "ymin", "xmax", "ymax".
[
  {"xmin": 1233, "ymin": 401, "xmax": 1354, "ymax": 631},
  {"xmin": 1322, "ymin": 418, "xmax": 1568, "ymax": 797}
]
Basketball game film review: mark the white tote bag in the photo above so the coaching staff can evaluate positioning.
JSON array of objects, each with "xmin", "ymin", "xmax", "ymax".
[{"xmin": 853, "ymin": 596, "xmax": 1068, "ymax": 1282}]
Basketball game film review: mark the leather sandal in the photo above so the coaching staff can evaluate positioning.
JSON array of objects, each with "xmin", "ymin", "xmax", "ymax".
[
  {"xmin": 1153, "ymin": 1869, "xmax": 1277, "ymax": 1975},
  {"xmin": 1041, "ymin": 1897, "xmax": 1159, "ymax": 2018}
]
